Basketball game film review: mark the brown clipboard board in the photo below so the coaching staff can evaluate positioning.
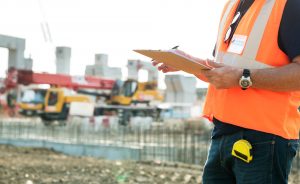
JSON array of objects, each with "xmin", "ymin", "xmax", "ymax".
[{"xmin": 133, "ymin": 49, "xmax": 212, "ymax": 75}]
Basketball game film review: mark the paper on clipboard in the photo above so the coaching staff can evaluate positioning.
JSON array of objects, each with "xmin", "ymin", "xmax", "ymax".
[{"xmin": 133, "ymin": 49, "xmax": 212, "ymax": 75}]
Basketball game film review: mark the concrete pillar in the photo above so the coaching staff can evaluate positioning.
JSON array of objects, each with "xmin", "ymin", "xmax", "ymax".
[
  {"xmin": 56, "ymin": 47, "xmax": 71, "ymax": 74},
  {"xmin": 95, "ymin": 54, "xmax": 108, "ymax": 66},
  {"xmin": 164, "ymin": 75, "xmax": 197, "ymax": 118},
  {"xmin": 85, "ymin": 65, "xmax": 122, "ymax": 80},
  {"xmin": 0, "ymin": 34, "xmax": 25, "ymax": 69},
  {"xmin": 164, "ymin": 75, "xmax": 176, "ymax": 102},
  {"xmin": 85, "ymin": 65, "xmax": 95, "ymax": 76},
  {"xmin": 127, "ymin": 60, "xmax": 158, "ymax": 81},
  {"xmin": 85, "ymin": 54, "xmax": 122, "ymax": 80},
  {"xmin": 127, "ymin": 60, "xmax": 139, "ymax": 80},
  {"xmin": 165, "ymin": 75, "xmax": 197, "ymax": 103},
  {"xmin": 23, "ymin": 58, "xmax": 33, "ymax": 70},
  {"xmin": 172, "ymin": 75, "xmax": 197, "ymax": 103}
]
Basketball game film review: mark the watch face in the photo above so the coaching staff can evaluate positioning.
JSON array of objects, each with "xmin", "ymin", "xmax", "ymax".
[
  {"xmin": 241, "ymin": 80, "xmax": 250, "ymax": 88},
  {"xmin": 239, "ymin": 70, "xmax": 252, "ymax": 90},
  {"xmin": 239, "ymin": 76, "xmax": 252, "ymax": 89}
]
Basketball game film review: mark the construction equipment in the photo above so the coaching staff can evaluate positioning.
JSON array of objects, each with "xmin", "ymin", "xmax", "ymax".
[
  {"xmin": 41, "ymin": 79, "xmax": 163, "ymax": 124},
  {"xmin": 1, "ymin": 68, "xmax": 115, "ymax": 117},
  {"xmin": 4, "ymin": 68, "xmax": 115, "ymax": 90},
  {"xmin": 231, "ymin": 139, "xmax": 253, "ymax": 163},
  {"xmin": 41, "ymin": 88, "xmax": 91, "ymax": 121},
  {"xmin": 19, "ymin": 88, "xmax": 47, "ymax": 116},
  {"xmin": 2, "ymin": 68, "xmax": 163, "ymax": 124},
  {"xmin": 100, "ymin": 79, "xmax": 163, "ymax": 124},
  {"xmin": 109, "ymin": 79, "xmax": 162, "ymax": 105}
]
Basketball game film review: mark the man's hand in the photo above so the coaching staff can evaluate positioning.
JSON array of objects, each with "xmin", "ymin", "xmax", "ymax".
[
  {"xmin": 152, "ymin": 49, "xmax": 204, "ymax": 73},
  {"xmin": 200, "ymin": 56, "xmax": 300, "ymax": 91},
  {"xmin": 201, "ymin": 60, "xmax": 242, "ymax": 89},
  {"xmin": 152, "ymin": 61, "xmax": 179, "ymax": 73}
]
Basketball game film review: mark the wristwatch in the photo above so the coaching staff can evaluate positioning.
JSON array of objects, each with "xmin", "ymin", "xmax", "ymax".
[{"xmin": 239, "ymin": 69, "xmax": 252, "ymax": 90}]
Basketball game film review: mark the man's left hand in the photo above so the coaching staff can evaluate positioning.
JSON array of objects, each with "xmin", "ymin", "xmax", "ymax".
[{"xmin": 201, "ymin": 60, "xmax": 242, "ymax": 89}]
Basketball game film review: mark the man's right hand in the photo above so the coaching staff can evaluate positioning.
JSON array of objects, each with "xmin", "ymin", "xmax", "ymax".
[{"xmin": 152, "ymin": 61, "xmax": 179, "ymax": 73}]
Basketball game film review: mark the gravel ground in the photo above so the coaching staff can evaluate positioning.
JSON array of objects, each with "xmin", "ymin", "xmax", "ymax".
[
  {"xmin": 0, "ymin": 145, "xmax": 298, "ymax": 184},
  {"xmin": 0, "ymin": 145, "xmax": 203, "ymax": 184}
]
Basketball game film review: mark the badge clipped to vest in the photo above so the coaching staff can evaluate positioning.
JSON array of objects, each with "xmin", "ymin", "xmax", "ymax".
[{"xmin": 227, "ymin": 34, "xmax": 248, "ymax": 55}]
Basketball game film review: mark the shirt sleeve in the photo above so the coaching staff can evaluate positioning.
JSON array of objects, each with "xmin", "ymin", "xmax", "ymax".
[{"xmin": 278, "ymin": 0, "xmax": 300, "ymax": 61}]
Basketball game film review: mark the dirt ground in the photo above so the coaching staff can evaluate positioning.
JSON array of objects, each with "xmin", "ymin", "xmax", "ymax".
[
  {"xmin": 0, "ymin": 145, "xmax": 203, "ymax": 184},
  {"xmin": 0, "ymin": 145, "xmax": 298, "ymax": 184}
]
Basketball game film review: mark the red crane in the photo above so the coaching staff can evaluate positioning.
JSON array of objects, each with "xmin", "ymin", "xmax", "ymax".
[{"xmin": 2, "ymin": 68, "xmax": 115, "ymax": 92}]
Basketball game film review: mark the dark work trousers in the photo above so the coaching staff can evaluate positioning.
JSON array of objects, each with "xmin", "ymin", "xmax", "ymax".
[{"xmin": 202, "ymin": 129, "xmax": 299, "ymax": 184}]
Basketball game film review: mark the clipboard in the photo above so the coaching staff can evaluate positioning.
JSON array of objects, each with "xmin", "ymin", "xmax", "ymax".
[{"xmin": 133, "ymin": 49, "xmax": 212, "ymax": 75}]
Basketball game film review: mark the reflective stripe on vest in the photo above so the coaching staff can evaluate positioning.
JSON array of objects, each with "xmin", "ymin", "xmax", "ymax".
[
  {"xmin": 203, "ymin": 0, "xmax": 300, "ymax": 139},
  {"xmin": 215, "ymin": 0, "xmax": 238, "ymax": 59}
]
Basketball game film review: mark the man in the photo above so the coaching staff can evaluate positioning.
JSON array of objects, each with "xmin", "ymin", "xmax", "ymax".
[{"xmin": 153, "ymin": 0, "xmax": 300, "ymax": 183}]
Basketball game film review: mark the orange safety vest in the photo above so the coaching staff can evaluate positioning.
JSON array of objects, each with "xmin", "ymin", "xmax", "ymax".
[{"xmin": 203, "ymin": 0, "xmax": 300, "ymax": 139}]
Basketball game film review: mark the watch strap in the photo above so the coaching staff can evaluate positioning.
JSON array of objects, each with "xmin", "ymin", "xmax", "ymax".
[{"xmin": 243, "ymin": 69, "xmax": 250, "ymax": 78}]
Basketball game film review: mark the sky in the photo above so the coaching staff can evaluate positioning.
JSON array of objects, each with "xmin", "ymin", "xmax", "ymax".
[{"xmin": 0, "ymin": 0, "xmax": 226, "ymax": 88}]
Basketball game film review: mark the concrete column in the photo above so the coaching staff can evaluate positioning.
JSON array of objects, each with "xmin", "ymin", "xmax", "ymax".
[
  {"xmin": 85, "ymin": 54, "xmax": 122, "ymax": 80},
  {"xmin": 172, "ymin": 75, "xmax": 197, "ymax": 103},
  {"xmin": 56, "ymin": 47, "xmax": 71, "ymax": 74},
  {"xmin": 0, "ymin": 34, "xmax": 25, "ymax": 69},
  {"xmin": 24, "ymin": 58, "xmax": 33, "ymax": 70},
  {"xmin": 127, "ymin": 60, "xmax": 158, "ymax": 81},
  {"xmin": 164, "ymin": 75, "xmax": 176, "ymax": 102},
  {"xmin": 127, "ymin": 60, "xmax": 139, "ymax": 80},
  {"xmin": 95, "ymin": 54, "xmax": 108, "ymax": 66}
]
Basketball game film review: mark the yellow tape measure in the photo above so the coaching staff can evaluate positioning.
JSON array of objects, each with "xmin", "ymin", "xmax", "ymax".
[{"xmin": 231, "ymin": 139, "xmax": 253, "ymax": 163}]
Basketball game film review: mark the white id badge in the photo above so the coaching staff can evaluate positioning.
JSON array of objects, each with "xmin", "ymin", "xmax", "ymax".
[{"xmin": 227, "ymin": 34, "xmax": 248, "ymax": 55}]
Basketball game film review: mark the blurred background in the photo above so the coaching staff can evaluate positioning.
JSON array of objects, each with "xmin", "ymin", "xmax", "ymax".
[{"xmin": 0, "ymin": 0, "xmax": 298, "ymax": 184}]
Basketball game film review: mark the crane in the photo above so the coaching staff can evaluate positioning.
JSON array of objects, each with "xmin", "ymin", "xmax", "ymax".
[{"xmin": 2, "ymin": 67, "xmax": 163, "ymax": 125}]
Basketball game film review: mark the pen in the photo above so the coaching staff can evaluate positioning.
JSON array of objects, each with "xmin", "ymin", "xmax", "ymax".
[{"xmin": 171, "ymin": 45, "xmax": 179, "ymax": 49}]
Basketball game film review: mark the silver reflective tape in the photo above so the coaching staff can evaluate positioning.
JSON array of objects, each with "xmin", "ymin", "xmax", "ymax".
[
  {"xmin": 215, "ymin": 0, "xmax": 238, "ymax": 58},
  {"xmin": 220, "ymin": 51, "xmax": 273, "ymax": 69},
  {"xmin": 243, "ymin": 0, "xmax": 276, "ymax": 59}
]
